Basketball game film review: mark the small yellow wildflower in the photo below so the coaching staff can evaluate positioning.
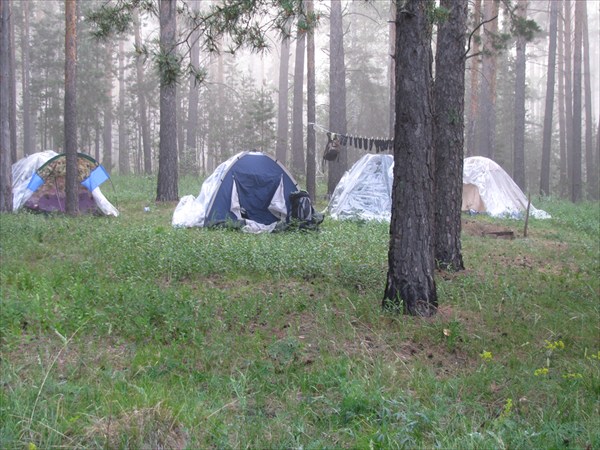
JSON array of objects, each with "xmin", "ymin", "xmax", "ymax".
[
  {"xmin": 500, "ymin": 398, "xmax": 513, "ymax": 418},
  {"xmin": 480, "ymin": 351, "xmax": 493, "ymax": 362},
  {"xmin": 562, "ymin": 373, "xmax": 583, "ymax": 379},
  {"xmin": 545, "ymin": 340, "xmax": 565, "ymax": 350},
  {"xmin": 534, "ymin": 367, "xmax": 549, "ymax": 376}
]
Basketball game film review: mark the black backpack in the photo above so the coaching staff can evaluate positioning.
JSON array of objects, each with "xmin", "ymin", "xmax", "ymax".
[{"xmin": 288, "ymin": 190, "xmax": 324, "ymax": 230}]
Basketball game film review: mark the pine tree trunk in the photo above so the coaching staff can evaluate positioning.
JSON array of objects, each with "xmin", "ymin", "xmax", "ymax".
[
  {"xmin": 466, "ymin": 0, "xmax": 481, "ymax": 157},
  {"xmin": 185, "ymin": 0, "xmax": 201, "ymax": 174},
  {"xmin": 64, "ymin": 0, "xmax": 78, "ymax": 215},
  {"xmin": 306, "ymin": 0, "xmax": 316, "ymax": 201},
  {"xmin": 21, "ymin": 0, "xmax": 32, "ymax": 155},
  {"xmin": 327, "ymin": 0, "xmax": 347, "ymax": 196},
  {"xmin": 475, "ymin": 0, "xmax": 498, "ymax": 159},
  {"xmin": 156, "ymin": 0, "xmax": 179, "ymax": 202},
  {"xmin": 433, "ymin": 0, "xmax": 467, "ymax": 272},
  {"xmin": 564, "ymin": 0, "xmax": 574, "ymax": 198},
  {"xmin": 0, "ymin": 0, "xmax": 12, "ymax": 211},
  {"xmin": 387, "ymin": 1, "xmax": 395, "ymax": 138},
  {"xmin": 570, "ymin": 0, "xmax": 583, "ymax": 202},
  {"xmin": 291, "ymin": 28, "xmax": 306, "ymax": 179},
  {"xmin": 103, "ymin": 43, "xmax": 113, "ymax": 171},
  {"xmin": 540, "ymin": 0, "xmax": 558, "ymax": 196},
  {"xmin": 557, "ymin": 7, "xmax": 567, "ymax": 197},
  {"xmin": 8, "ymin": 0, "xmax": 16, "ymax": 163},
  {"xmin": 118, "ymin": 39, "xmax": 129, "ymax": 175},
  {"xmin": 512, "ymin": 0, "xmax": 527, "ymax": 190},
  {"xmin": 384, "ymin": 0, "xmax": 437, "ymax": 317},
  {"xmin": 581, "ymin": 0, "xmax": 596, "ymax": 199},
  {"xmin": 275, "ymin": 28, "xmax": 290, "ymax": 165},
  {"xmin": 134, "ymin": 10, "xmax": 152, "ymax": 175}
]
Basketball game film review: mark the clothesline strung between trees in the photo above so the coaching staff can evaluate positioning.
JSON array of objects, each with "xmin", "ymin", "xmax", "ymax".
[{"xmin": 309, "ymin": 123, "xmax": 394, "ymax": 155}]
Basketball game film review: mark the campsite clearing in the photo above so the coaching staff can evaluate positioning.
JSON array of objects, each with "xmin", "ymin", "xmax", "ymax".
[{"xmin": 1, "ymin": 176, "xmax": 598, "ymax": 449}]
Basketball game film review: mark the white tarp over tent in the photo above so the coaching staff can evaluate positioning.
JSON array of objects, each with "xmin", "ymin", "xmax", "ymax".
[
  {"xmin": 327, "ymin": 154, "xmax": 394, "ymax": 221},
  {"xmin": 462, "ymin": 156, "xmax": 550, "ymax": 219}
]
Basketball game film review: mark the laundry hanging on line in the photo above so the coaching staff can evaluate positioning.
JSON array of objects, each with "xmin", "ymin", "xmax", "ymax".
[{"xmin": 310, "ymin": 123, "xmax": 393, "ymax": 154}]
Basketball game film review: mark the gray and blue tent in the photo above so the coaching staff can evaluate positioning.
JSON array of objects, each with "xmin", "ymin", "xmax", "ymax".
[{"xmin": 173, "ymin": 151, "xmax": 299, "ymax": 232}]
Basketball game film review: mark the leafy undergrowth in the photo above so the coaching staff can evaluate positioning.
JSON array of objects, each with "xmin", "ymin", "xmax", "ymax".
[{"xmin": 1, "ymin": 179, "xmax": 598, "ymax": 449}]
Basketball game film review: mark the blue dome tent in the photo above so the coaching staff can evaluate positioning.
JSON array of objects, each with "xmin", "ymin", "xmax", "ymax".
[{"xmin": 173, "ymin": 151, "xmax": 300, "ymax": 232}]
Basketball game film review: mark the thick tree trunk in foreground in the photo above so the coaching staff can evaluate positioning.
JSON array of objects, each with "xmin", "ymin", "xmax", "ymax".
[
  {"xmin": 384, "ymin": 0, "xmax": 437, "ymax": 317},
  {"xmin": 433, "ymin": 0, "xmax": 467, "ymax": 272},
  {"xmin": 156, "ymin": 0, "xmax": 179, "ymax": 202}
]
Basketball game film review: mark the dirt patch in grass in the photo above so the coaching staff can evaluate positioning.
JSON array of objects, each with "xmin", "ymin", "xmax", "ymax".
[{"xmin": 462, "ymin": 218, "xmax": 517, "ymax": 238}]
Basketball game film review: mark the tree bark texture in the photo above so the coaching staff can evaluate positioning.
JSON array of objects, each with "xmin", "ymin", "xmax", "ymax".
[
  {"xmin": 275, "ymin": 30, "xmax": 290, "ymax": 165},
  {"xmin": 433, "ymin": 0, "xmax": 467, "ymax": 272},
  {"xmin": 571, "ymin": 0, "xmax": 583, "ymax": 203},
  {"xmin": 156, "ymin": 0, "xmax": 179, "ymax": 202},
  {"xmin": 475, "ymin": 0, "xmax": 498, "ymax": 159},
  {"xmin": 103, "ymin": 43, "xmax": 113, "ymax": 171},
  {"xmin": 327, "ymin": 0, "xmax": 347, "ymax": 196},
  {"xmin": 512, "ymin": 0, "xmax": 527, "ymax": 191},
  {"xmin": 21, "ymin": 0, "xmax": 32, "ymax": 156},
  {"xmin": 563, "ymin": 0, "xmax": 574, "ymax": 199},
  {"xmin": 64, "ymin": 0, "xmax": 78, "ymax": 215},
  {"xmin": 540, "ymin": 0, "xmax": 558, "ymax": 196},
  {"xmin": 0, "ymin": 0, "xmax": 13, "ymax": 211},
  {"xmin": 291, "ymin": 29, "xmax": 306, "ymax": 179},
  {"xmin": 8, "ymin": 0, "xmax": 16, "ymax": 163},
  {"xmin": 384, "ymin": 0, "xmax": 437, "ymax": 317},
  {"xmin": 387, "ymin": 0, "xmax": 396, "ymax": 138},
  {"xmin": 466, "ymin": 0, "xmax": 481, "ymax": 157},
  {"xmin": 305, "ymin": 0, "xmax": 316, "ymax": 201},
  {"xmin": 118, "ymin": 38, "xmax": 129, "ymax": 175},
  {"xmin": 557, "ymin": 7, "xmax": 567, "ymax": 197},
  {"xmin": 581, "ymin": 0, "xmax": 597, "ymax": 199},
  {"xmin": 134, "ymin": 10, "xmax": 152, "ymax": 175}
]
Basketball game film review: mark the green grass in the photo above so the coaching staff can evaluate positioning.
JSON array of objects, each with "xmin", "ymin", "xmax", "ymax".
[{"xmin": 1, "ymin": 177, "xmax": 599, "ymax": 449}]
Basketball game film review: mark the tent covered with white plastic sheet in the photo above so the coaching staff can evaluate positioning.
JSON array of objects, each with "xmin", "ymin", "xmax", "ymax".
[
  {"xmin": 172, "ymin": 151, "xmax": 300, "ymax": 233},
  {"xmin": 327, "ymin": 153, "xmax": 394, "ymax": 222},
  {"xmin": 11, "ymin": 150, "xmax": 118, "ymax": 216},
  {"xmin": 462, "ymin": 156, "xmax": 550, "ymax": 219}
]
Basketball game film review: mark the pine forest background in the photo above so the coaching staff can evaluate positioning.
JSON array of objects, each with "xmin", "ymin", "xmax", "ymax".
[{"xmin": 2, "ymin": 0, "xmax": 599, "ymax": 199}]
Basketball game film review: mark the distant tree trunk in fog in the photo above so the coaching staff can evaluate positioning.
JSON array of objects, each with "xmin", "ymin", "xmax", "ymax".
[
  {"xmin": 388, "ymin": 0, "xmax": 395, "ymax": 138},
  {"xmin": 582, "ymin": 0, "xmax": 596, "ymax": 199},
  {"xmin": 185, "ymin": 0, "xmax": 201, "ymax": 174},
  {"xmin": 21, "ymin": 0, "xmax": 32, "ymax": 155},
  {"xmin": 64, "ymin": 0, "xmax": 78, "ymax": 215},
  {"xmin": 9, "ymin": 0, "xmax": 16, "ymax": 163},
  {"xmin": 433, "ymin": 0, "xmax": 467, "ymax": 272},
  {"xmin": 475, "ymin": 0, "xmax": 498, "ymax": 159},
  {"xmin": 563, "ymin": 0, "xmax": 574, "ymax": 198},
  {"xmin": 156, "ymin": 0, "xmax": 179, "ymax": 202},
  {"xmin": 570, "ymin": 0, "xmax": 583, "ymax": 202},
  {"xmin": 384, "ymin": 0, "xmax": 437, "ymax": 317},
  {"xmin": 306, "ymin": 0, "xmax": 316, "ymax": 201},
  {"xmin": 0, "ymin": 0, "xmax": 12, "ymax": 211},
  {"xmin": 327, "ymin": 0, "xmax": 347, "ymax": 196},
  {"xmin": 540, "ymin": 0, "xmax": 558, "ymax": 196},
  {"xmin": 118, "ymin": 38, "xmax": 129, "ymax": 175},
  {"xmin": 103, "ymin": 43, "xmax": 113, "ymax": 171},
  {"xmin": 557, "ymin": 9, "xmax": 567, "ymax": 197},
  {"xmin": 291, "ymin": 28, "xmax": 306, "ymax": 178},
  {"xmin": 466, "ymin": 0, "xmax": 481, "ymax": 157},
  {"xmin": 275, "ymin": 26, "xmax": 290, "ymax": 164},
  {"xmin": 134, "ymin": 10, "xmax": 152, "ymax": 175},
  {"xmin": 512, "ymin": 0, "xmax": 527, "ymax": 190}
]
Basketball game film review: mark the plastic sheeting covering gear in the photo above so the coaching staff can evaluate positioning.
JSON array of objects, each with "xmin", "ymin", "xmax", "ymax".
[
  {"xmin": 327, "ymin": 154, "xmax": 394, "ymax": 222},
  {"xmin": 462, "ymin": 156, "xmax": 550, "ymax": 219}
]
